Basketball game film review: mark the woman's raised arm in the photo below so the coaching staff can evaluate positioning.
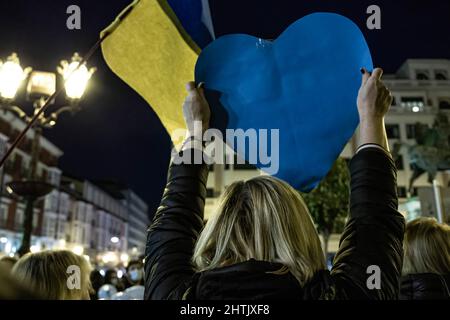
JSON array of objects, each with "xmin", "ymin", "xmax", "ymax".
[
  {"xmin": 144, "ymin": 82, "xmax": 211, "ymax": 300},
  {"xmin": 331, "ymin": 68, "xmax": 405, "ymax": 299}
]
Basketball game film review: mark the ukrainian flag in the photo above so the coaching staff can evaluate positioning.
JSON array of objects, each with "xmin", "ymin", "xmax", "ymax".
[{"xmin": 101, "ymin": 0, "xmax": 214, "ymax": 140}]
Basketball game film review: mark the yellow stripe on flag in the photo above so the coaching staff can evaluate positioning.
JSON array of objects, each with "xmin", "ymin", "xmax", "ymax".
[{"xmin": 101, "ymin": 0, "xmax": 200, "ymax": 143}]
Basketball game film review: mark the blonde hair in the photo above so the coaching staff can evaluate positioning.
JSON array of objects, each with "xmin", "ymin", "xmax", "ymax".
[
  {"xmin": 403, "ymin": 217, "xmax": 450, "ymax": 275},
  {"xmin": 193, "ymin": 175, "xmax": 326, "ymax": 286},
  {"xmin": 12, "ymin": 250, "xmax": 92, "ymax": 300}
]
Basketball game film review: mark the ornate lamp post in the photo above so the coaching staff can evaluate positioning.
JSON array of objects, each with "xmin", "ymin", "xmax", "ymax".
[{"xmin": 0, "ymin": 52, "xmax": 96, "ymax": 256}]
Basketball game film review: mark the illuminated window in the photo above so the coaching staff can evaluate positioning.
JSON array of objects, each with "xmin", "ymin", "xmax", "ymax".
[{"xmin": 401, "ymin": 97, "xmax": 425, "ymax": 112}]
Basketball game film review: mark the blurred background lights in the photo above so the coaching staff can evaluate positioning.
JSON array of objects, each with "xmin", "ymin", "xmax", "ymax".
[
  {"xmin": 110, "ymin": 236, "xmax": 119, "ymax": 244},
  {"xmin": 72, "ymin": 245, "xmax": 84, "ymax": 256}
]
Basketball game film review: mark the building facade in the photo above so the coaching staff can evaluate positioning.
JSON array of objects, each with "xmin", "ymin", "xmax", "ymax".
[
  {"xmin": 0, "ymin": 111, "xmax": 149, "ymax": 262},
  {"xmin": 0, "ymin": 110, "xmax": 63, "ymax": 254},
  {"xmin": 123, "ymin": 189, "xmax": 149, "ymax": 254}
]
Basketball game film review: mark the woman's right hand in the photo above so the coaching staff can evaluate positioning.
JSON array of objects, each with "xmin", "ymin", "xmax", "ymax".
[
  {"xmin": 182, "ymin": 81, "xmax": 211, "ymax": 138},
  {"xmin": 356, "ymin": 68, "xmax": 393, "ymax": 151}
]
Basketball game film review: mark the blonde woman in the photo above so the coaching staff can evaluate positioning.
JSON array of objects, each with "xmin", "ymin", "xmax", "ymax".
[
  {"xmin": 145, "ymin": 68, "xmax": 405, "ymax": 300},
  {"xmin": 12, "ymin": 250, "xmax": 92, "ymax": 300},
  {"xmin": 400, "ymin": 218, "xmax": 450, "ymax": 300}
]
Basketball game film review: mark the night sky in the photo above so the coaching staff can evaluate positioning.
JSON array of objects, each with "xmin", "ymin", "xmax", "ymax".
[{"xmin": 0, "ymin": 0, "xmax": 449, "ymax": 217}]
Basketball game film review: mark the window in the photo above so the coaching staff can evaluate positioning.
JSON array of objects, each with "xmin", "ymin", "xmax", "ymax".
[
  {"xmin": 206, "ymin": 188, "xmax": 215, "ymax": 198},
  {"xmin": 45, "ymin": 191, "xmax": 58, "ymax": 212},
  {"xmin": 44, "ymin": 217, "xmax": 55, "ymax": 237},
  {"xmin": 0, "ymin": 139, "xmax": 7, "ymax": 159},
  {"xmin": 33, "ymin": 213, "xmax": 39, "ymax": 229},
  {"xmin": 401, "ymin": 97, "xmax": 425, "ymax": 107},
  {"xmin": 47, "ymin": 169, "xmax": 61, "ymax": 186},
  {"xmin": 416, "ymin": 71, "xmax": 429, "ymax": 80},
  {"xmin": 406, "ymin": 124, "xmax": 417, "ymax": 139},
  {"xmin": 386, "ymin": 124, "xmax": 401, "ymax": 139},
  {"xmin": 391, "ymin": 97, "xmax": 397, "ymax": 106},
  {"xmin": 15, "ymin": 208, "xmax": 24, "ymax": 230},
  {"xmin": 395, "ymin": 155, "xmax": 404, "ymax": 171},
  {"xmin": 439, "ymin": 99, "xmax": 450, "ymax": 111},
  {"xmin": 397, "ymin": 187, "xmax": 407, "ymax": 198},
  {"xmin": 435, "ymin": 70, "xmax": 448, "ymax": 80},
  {"xmin": 401, "ymin": 97, "xmax": 425, "ymax": 112},
  {"xmin": 0, "ymin": 204, "xmax": 8, "ymax": 227}
]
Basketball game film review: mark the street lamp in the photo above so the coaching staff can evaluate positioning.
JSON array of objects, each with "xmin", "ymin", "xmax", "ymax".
[
  {"xmin": 0, "ymin": 52, "xmax": 96, "ymax": 256},
  {"xmin": 58, "ymin": 52, "xmax": 96, "ymax": 100},
  {"xmin": 0, "ymin": 53, "xmax": 31, "ymax": 100}
]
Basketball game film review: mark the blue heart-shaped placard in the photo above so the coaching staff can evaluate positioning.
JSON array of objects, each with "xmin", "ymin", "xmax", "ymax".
[{"xmin": 195, "ymin": 13, "xmax": 373, "ymax": 191}]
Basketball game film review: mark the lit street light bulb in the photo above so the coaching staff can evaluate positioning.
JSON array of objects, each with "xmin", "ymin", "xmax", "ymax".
[
  {"xmin": 0, "ymin": 53, "xmax": 31, "ymax": 100},
  {"xmin": 57, "ymin": 53, "xmax": 96, "ymax": 100}
]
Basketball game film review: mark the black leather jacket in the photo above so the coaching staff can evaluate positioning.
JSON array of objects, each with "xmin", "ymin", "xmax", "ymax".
[
  {"xmin": 400, "ymin": 273, "xmax": 450, "ymax": 300},
  {"xmin": 145, "ymin": 147, "xmax": 405, "ymax": 300}
]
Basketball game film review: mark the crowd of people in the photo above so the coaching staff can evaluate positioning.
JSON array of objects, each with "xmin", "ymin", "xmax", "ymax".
[
  {"xmin": 0, "ymin": 68, "xmax": 449, "ymax": 300},
  {"xmin": 0, "ymin": 252, "xmax": 145, "ymax": 300}
]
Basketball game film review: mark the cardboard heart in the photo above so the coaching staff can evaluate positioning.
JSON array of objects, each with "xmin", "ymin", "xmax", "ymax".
[{"xmin": 195, "ymin": 13, "xmax": 373, "ymax": 191}]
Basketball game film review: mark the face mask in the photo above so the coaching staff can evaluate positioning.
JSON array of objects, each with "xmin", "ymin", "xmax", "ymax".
[{"xmin": 129, "ymin": 269, "xmax": 143, "ymax": 282}]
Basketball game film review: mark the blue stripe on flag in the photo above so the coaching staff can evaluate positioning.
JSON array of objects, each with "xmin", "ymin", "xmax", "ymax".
[{"xmin": 167, "ymin": 0, "xmax": 214, "ymax": 49}]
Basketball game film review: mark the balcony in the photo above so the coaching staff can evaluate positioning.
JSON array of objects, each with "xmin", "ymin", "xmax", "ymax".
[
  {"xmin": 388, "ymin": 104, "xmax": 437, "ymax": 115},
  {"xmin": 384, "ymin": 79, "xmax": 450, "ymax": 88}
]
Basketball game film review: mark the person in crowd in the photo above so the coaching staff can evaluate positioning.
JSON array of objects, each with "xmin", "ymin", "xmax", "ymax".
[
  {"xmin": 0, "ymin": 263, "xmax": 37, "ymax": 299},
  {"xmin": 400, "ymin": 217, "xmax": 450, "ymax": 299},
  {"xmin": 90, "ymin": 269, "xmax": 105, "ymax": 300},
  {"xmin": 11, "ymin": 250, "xmax": 92, "ymax": 300},
  {"xmin": 123, "ymin": 259, "xmax": 144, "ymax": 289},
  {"xmin": 104, "ymin": 268, "xmax": 124, "ymax": 291},
  {"xmin": 144, "ymin": 68, "xmax": 405, "ymax": 300},
  {"xmin": 97, "ymin": 284, "xmax": 118, "ymax": 300},
  {"xmin": 0, "ymin": 256, "xmax": 18, "ymax": 274}
]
